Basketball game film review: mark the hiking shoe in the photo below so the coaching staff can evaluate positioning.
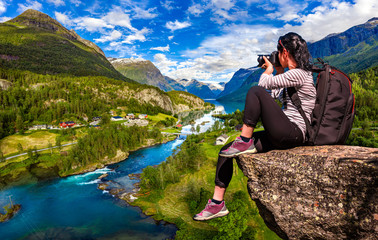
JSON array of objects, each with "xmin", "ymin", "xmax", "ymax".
[
  {"xmin": 219, "ymin": 137, "xmax": 257, "ymax": 157},
  {"xmin": 193, "ymin": 199, "xmax": 229, "ymax": 221}
]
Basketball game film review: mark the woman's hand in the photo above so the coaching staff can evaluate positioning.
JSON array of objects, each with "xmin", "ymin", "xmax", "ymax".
[{"xmin": 262, "ymin": 56, "xmax": 274, "ymax": 75}]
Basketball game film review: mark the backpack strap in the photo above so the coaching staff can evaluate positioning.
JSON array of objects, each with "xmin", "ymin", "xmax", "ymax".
[
  {"xmin": 312, "ymin": 58, "xmax": 326, "ymax": 73},
  {"xmin": 286, "ymin": 87, "xmax": 311, "ymax": 141}
]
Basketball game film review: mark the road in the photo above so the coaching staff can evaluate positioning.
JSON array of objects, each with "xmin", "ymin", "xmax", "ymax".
[{"xmin": 4, "ymin": 142, "xmax": 78, "ymax": 160}]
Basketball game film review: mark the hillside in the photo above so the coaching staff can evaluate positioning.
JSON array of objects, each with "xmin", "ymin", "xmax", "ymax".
[
  {"xmin": 308, "ymin": 17, "xmax": 378, "ymax": 73},
  {"xmin": 308, "ymin": 18, "xmax": 377, "ymax": 58},
  {"xmin": 0, "ymin": 68, "xmax": 207, "ymax": 139},
  {"xmin": 164, "ymin": 76, "xmax": 186, "ymax": 91},
  {"xmin": 0, "ymin": 9, "xmax": 129, "ymax": 81},
  {"xmin": 217, "ymin": 68, "xmax": 263, "ymax": 102},
  {"xmin": 217, "ymin": 67, "xmax": 259, "ymax": 99},
  {"xmin": 108, "ymin": 57, "xmax": 173, "ymax": 91}
]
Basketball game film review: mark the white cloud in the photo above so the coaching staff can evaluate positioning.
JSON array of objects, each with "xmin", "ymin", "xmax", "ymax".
[
  {"xmin": 132, "ymin": 6, "xmax": 158, "ymax": 19},
  {"xmin": 72, "ymin": 7, "xmax": 138, "ymax": 33},
  {"xmin": 0, "ymin": 0, "xmax": 7, "ymax": 15},
  {"xmin": 70, "ymin": 0, "xmax": 82, "ymax": 7},
  {"xmin": 103, "ymin": 7, "xmax": 136, "ymax": 31},
  {"xmin": 74, "ymin": 17, "xmax": 113, "ymax": 32},
  {"xmin": 281, "ymin": 0, "xmax": 378, "ymax": 42},
  {"xmin": 151, "ymin": 45, "xmax": 170, "ymax": 52},
  {"xmin": 46, "ymin": 0, "xmax": 65, "ymax": 7},
  {"xmin": 122, "ymin": 27, "xmax": 151, "ymax": 44},
  {"xmin": 188, "ymin": 3, "xmax": 205, "ymax": 16},
  {"xmin": 85, "ymin": 0, "xmax": 101, "ymax": 15},
  {"xmin": 265, "ymin": 1, "xmax": 306, "ymax": 22},
  {"xmin": 161, "ymin": 0, "xmax": 176, "ymax": 11},
  {"xmin": 189, "ymin": 0, "xmax": 249, "ymax": 24},
  {"xmin": 168, "ymin": 35, "xmax": 174, "ymax": 40},
  {"xmin": 105, "ymin": 44, "xmax": 139, "ymax": 58},
  {"xmin": 94, "ymin": 30, "xmax": 123, "ymax": 43},
  {"xmin": 17, "ymin": 0, "xmax": 43, "ymax": 13},
  {"xmin": 55, "ymin": 12, "xmax": 72, "ymax": 26},
  {"xmin": 211, "ymin": 0, "xmax": 235, "ymax": 10},
  {"xmin": 165, "ymin": 20, "xmax": 191, "ymax": 31},
  {"xmin": 0, "ymin": 16, "xmax": 11, "ymax": 22},
  {"xmin": 153, "ymin": 53, "xmax": 178, "ymax": 74},
  {"xmin": 120, "ymin": 0, "xmax": 159, "ymax": 19}
]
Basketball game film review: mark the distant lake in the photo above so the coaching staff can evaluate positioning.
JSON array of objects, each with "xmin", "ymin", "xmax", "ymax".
[
  {"xmin": 205, "ymin": 99, "xmax": 245, "ymax": 114},
  {"xmin": 0, "ymin": 100, "xmax": 242, "ymax": 240}
]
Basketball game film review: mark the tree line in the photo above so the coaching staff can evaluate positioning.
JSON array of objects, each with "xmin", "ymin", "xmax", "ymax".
[{"xmin": 60, "ymin": 124, "xmax": 162, "ymax": 174}]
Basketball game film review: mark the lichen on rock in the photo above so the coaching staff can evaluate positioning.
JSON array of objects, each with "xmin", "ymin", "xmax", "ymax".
[{"xmin": 236, "ymin": 145, "xmax": 377, "ymax": 240}]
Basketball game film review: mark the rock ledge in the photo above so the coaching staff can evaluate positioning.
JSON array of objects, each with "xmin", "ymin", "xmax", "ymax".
[{"xmin": 237, "ymin": 145, "xmax": 377, "ymax": 240}]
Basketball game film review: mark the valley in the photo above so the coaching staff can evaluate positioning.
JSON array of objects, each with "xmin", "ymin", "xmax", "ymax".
[{"xmin": 0, "ymin": 7, "xmax": 376, "ymax": 240}]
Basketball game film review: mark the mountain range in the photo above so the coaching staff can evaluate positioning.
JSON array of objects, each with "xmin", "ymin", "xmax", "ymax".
[
  {"xmin": 308, "ymin": 17, "xmax": 378, "ymax": 74},
  {"xmin": 107, "ymin": 57, "xmax": 224, "ymax": 99}
]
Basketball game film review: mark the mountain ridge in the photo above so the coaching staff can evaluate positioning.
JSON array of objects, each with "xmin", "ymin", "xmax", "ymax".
[
  {"xmin": 308, "ymin": 17, "xmax": 378, "ymax": 59},
  {"xmin": 0, "ymin": 9, "xmax": 128, "ymax": 81},
  {"xmin": 8, "ymin": 9, "xmax": 105, "ymax": 57},
  {"xmin": 108, "ymin": 57, "xmax": 174, "ymax": 92}
]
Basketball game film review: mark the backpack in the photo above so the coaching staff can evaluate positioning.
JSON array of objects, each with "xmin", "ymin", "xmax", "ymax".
[{"xmin": 287, "ymin": 58, "xmax": 355, "ymax": 145}]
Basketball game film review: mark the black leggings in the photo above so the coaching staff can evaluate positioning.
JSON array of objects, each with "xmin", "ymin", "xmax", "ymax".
[{"xmin": 215, "ymin": 86, "xmax": 304, "ymax": 188}]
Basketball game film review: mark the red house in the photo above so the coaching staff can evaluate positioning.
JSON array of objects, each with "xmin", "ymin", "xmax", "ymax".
[{"xmin": 60, "ymin": 121, "xmax": 75, "ymax": 128}]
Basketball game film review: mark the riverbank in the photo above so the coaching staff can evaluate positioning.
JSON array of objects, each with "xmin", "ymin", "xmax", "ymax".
[
  {"xmin": 113, "ymin": 129, "xmax": 281, "ymax": 240},
  {"xmin": 0, "ymin": 132, "xmax": 177, "ymax": 190}
]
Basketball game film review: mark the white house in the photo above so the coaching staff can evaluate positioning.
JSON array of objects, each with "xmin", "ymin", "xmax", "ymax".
[
  {"xmin": 111, "ymin": 116, "xmax": 124, "ymax": 121},
  {"xmin": 123, "ymin": 119, "xmax": 149, "ymax": 127},
  {"xmin": 29, "ymin": 124, "xmax": 47, "ymax": 130},
  {"xmin": 138, "ymin": 114, "xmax": 148, "ymax": 119},
  {"xmin": 215, "ymin": 134, "xmax": 230, "ymax": 145},
  {"xmin": 90, "ymin": 120, "xmax": 101, "ymax": 126}
]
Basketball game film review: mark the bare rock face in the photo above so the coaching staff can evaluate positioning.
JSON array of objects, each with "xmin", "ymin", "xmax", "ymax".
[{"xmin": 236, "ymin": 145, "xmax": 378, "ymax": 240}]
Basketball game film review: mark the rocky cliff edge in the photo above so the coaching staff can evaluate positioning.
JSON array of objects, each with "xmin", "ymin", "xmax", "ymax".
[{"xmin": 236, "ymin": 145, "xmax": 377, "ymax": 240}]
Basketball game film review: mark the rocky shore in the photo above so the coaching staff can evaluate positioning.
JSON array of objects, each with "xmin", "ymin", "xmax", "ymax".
[
  {"xmin": 96, "ymin": 172, "xmax": 142, "ymax": 204},
  {"xmin": 0, "ymin": 204, "xmax": 21, "ymax": 223}
]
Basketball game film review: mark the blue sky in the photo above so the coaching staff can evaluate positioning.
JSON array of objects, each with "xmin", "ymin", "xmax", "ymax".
[{"xmin": 0, "ymin": 0, "xmax": 377, "ymax": 82}]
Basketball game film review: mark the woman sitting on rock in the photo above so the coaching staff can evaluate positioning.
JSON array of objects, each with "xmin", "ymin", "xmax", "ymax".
[{"xmin": 193, "ymin": 32, "xmax": 316, "ymax": 221}]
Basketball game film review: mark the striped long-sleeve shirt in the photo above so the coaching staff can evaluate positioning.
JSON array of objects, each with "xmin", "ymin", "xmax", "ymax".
[{"xmin": 258, "ymin": 68, "xmax": 316, "ymax": 140}]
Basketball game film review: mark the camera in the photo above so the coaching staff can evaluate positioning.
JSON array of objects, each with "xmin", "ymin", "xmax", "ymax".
[{"xmin": 257, "ymin": 51, "xmax": 281, "ymax": 67}]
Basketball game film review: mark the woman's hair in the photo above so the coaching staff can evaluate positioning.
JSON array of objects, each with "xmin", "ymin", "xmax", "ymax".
[{"xmin": 277, "ymin": 32, "xmax": 312, "ymax": 71}]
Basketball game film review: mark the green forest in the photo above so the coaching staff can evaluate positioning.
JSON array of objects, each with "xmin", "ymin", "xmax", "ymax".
[
  {"xmin": 346, "ymin": 66, "xmax": 377, "ymax": 147},
  {"xmin": 0, "ymin": 67, "xmax": 175, "ymax": 139}
]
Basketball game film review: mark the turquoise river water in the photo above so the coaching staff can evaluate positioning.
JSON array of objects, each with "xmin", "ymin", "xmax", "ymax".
[{"xmin": 0, "ymin": 100, "xmax": 243, "ymax": 240}]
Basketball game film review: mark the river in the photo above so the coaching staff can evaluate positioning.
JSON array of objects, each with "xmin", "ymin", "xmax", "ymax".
[{"xmin": 0, "ymin": 100, "xmax": 243, "ymax": 240}]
